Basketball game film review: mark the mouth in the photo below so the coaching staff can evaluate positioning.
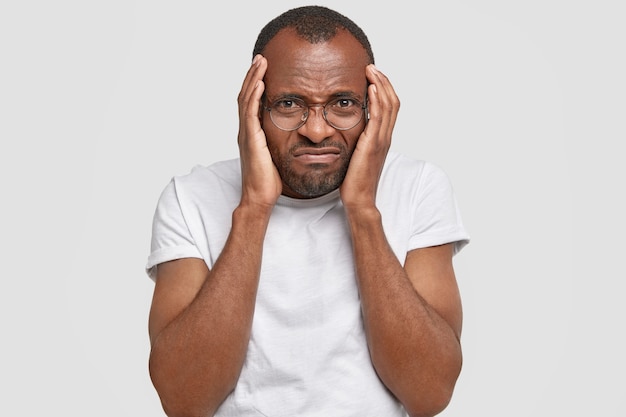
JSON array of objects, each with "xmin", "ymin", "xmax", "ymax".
[{"xmin": 292, "ymin": 147, "xmax": 341, "ymax": 164}]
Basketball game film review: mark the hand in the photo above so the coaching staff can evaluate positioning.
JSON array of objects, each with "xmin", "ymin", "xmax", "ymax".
[
  {"xmin": 237, "ymin": 55, "xmax": 282, "ymax": 209},
  {"xmin": 340, "ymin": 64, "xmax": 400, "ymax": 210}
]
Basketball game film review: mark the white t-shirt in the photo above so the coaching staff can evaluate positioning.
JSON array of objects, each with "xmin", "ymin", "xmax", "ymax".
[{"xmin": 146, "ymin": 151, "xmax": 470, "ymax": 416}]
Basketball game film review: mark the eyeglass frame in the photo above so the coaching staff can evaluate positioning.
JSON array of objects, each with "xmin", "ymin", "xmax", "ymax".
[{"xmin": 262, "ymin": 94, "xmax": 368, "ymax": 131}]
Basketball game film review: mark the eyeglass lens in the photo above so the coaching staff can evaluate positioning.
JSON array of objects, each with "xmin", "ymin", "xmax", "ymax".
[{"xmin": 268, "ymin": 98, "xmax": 364, "ymax": 131}]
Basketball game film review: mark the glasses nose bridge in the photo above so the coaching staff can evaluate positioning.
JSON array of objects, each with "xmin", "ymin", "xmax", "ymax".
[{"xmin": 303, "ymin": 103, "xmax": 328, "ymax": 124}]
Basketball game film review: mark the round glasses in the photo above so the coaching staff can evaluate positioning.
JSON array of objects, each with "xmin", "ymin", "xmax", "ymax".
[{"xmin": 264, "ymin": 96, "xmax": 367, "ymax": 131}]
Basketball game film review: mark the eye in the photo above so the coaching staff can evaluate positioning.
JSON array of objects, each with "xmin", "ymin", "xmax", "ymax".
[
  {"xmin": 273, "ymin": 99, "xmax": 305, "ymax": 112},
  {"xmin": 332, "ymin": 98, "xmax": 358, "ymax": 109}
]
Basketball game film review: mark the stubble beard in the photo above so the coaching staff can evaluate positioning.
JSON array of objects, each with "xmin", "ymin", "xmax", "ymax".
[{"xmin": 272, "ymin": 141, "xmax": 353, "ymax": 198}]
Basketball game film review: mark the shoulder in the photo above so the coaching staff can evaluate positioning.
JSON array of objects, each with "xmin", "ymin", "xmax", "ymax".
[
  {"xmin": 174, "ymin": 158, "xmax": 241, "ymax": 188},
  {"xmin": 157, "ymin": 158, "xmax": 242, "ymax": 209},
  {"xmin": 380, "ymin": 152, "xmax": 470, "ymax": 253},
  {"xmin": 381, "ymin": 151, "xmax": 451, "ymax": 191}
]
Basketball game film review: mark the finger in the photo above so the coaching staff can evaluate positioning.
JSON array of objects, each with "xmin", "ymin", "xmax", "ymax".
[
  {"xmin": 239, "ymin": 55, "xmax": 263, "ymax": 94},
  {"xmin": 367, "ymin": 65, "xmax": 399, "ymax": 120},
  {"xmin": 365, "ymin": 65, "xmax": 399, "ymax": 142},
  {"xmin": 238, "ymin": 57, "xmax": 267, "ymax": 147},
  {"xmin": 238, "ymin": 55, "xmax": 267, "ymax": 117},
  {"xmin": 366, "ymin": 64, "xmax": 398, "ymax": 105},
  {"xmin": 363, "ymin": 82, "xmax": 390, "ymax": 144}
]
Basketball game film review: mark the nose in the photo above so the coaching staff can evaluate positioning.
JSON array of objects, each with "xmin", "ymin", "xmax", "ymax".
[{"xmin": 296, "ymin": 105, "xmax": 336, "ymax": 143}]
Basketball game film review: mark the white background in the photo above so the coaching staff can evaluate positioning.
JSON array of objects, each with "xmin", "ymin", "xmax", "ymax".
[{"xmin": 1, "ymin": 0, "xmax": 624, "ymax": 415}]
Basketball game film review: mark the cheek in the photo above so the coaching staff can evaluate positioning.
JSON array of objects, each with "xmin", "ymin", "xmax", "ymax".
[{"xmin": 263, "ymin": 126, "xmax": 294, "ymax": 161}]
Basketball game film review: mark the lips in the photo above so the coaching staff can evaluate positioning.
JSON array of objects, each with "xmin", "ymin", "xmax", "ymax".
[
  {"xmin": 292, "ymin": 147, "xmax": 341, "ymax": 164},
  {"xmin": 292, "ymin": 147, "xmax": 341, "ymax": 156}
]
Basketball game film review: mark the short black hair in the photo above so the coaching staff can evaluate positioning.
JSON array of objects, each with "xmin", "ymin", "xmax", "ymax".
[{"xmin": 252, "ymin": 5, "xmax": 374, "ymax": 64}]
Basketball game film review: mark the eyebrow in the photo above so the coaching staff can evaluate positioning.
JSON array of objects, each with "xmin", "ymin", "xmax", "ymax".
[{"xmin": 267, "ymin": 91, "xmax": 363, "ymax": 103}]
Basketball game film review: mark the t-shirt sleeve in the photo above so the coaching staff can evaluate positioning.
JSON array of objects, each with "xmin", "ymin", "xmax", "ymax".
[
  {"xmin": 409, "ymin": 162, "xmax": 470, "ymax": 255},
  {"xmin": 145, "ymin": 178, "xmax": 202, "ymax": 280}
]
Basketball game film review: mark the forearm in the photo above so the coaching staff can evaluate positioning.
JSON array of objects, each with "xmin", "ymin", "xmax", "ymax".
[
  {"xmin": 149, "ymin": 204, "xmax": 271, "ymax": 417},
  {"xmin": 346, "ymin": 207, "xmax": 462, "ymax": 417}
]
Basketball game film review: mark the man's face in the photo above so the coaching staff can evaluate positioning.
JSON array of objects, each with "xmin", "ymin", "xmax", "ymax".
[{"xmin": 261, "ymin": 28, "xmax": 370, "ymax": 199}]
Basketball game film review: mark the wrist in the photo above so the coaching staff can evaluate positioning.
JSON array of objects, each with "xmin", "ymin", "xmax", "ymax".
[
  {"xmin": 232, "ymin": 202, "xmax": 273, "ymax": 236},
  {"xmin": 344, "ymin": 205, "xmax": 381, "ymax": 229}
]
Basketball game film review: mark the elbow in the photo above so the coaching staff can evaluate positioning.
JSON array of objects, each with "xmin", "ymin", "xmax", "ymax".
[
  {"xmin": 156, "ymin": 392, "xmax": 213, "ymax": 417},
  {"xmin": 159, "ymin": 402, "xmax": 208, "ymax": 417},
  {"xmin": 160, "ymin": 401, "xmax": 218, "ymax": 417},
  {"xmin": 404, "ymin": 356, "xmax": 462, "ymax": 417},
  {"xmin": 148, "ymin": 352, "xmax": 225, "ymax": 417},
  {"xmin": 149, "ymin": 374, "xmax": 216, "ymax": 417},
  {"xmin": 404, "ymin": 385, "xmax": 455, "ymax": 417},
  {"xmin": 149, "ymin": 359, "xmax": 197, "ymax": 417}
]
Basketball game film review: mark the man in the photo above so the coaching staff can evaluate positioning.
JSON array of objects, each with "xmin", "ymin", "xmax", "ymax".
[{"xmin": 146, "ymin": 6, "xmax": 469, "ymax": 417}]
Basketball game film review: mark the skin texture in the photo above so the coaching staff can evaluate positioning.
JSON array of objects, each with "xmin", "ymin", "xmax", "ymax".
[
  {"xmin": 260, "ymin": 28, "xmax": 368, "ymax": 198},
  {"xmin": 148, "ymin": 28, "xmax": 463, "ymax": 417}
]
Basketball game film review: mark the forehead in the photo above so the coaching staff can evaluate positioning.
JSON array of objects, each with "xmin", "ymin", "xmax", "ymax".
[{"xmin": 262, "ymin": 28, "xmax": 369, "ymax": 99}]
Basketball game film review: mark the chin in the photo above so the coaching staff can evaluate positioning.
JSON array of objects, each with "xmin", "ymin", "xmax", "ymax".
[{"xmin": 284, "ymin": 170, "xmax": 346, "ymax": 198}]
